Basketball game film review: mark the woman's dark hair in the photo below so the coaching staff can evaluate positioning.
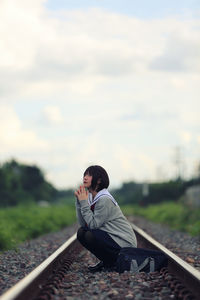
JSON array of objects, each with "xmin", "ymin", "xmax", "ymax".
[{"xmin": 84, "ymin": 165, "xmax": 109, "ymax": 192}]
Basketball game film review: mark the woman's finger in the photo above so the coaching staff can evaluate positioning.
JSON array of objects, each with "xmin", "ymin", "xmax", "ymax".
[{"xmin": 80, "ymin": 185, "xmax": 84, "ymax": 191}]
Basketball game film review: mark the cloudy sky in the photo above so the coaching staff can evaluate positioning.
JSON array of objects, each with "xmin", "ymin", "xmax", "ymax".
[{"xmin": 0, "ymin": 0, "xmax": 200, "ymax": 189}]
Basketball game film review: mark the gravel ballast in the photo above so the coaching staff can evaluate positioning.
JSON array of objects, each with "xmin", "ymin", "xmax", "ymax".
[
  {"xmin": 0, "ymin": 217, "xmax": 200, "ymax": 297},
  {"xmin": 53, "ymin": 247, "xmax": 174, "ymax": 300},
  {"xmin": 0, "ymin": 223, "xmax": 78, "ymax": 295}
]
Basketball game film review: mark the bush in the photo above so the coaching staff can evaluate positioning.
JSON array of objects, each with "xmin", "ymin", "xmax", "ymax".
[
  {"xmin": 0, "ymin": 203, "xmax": 76, "ymax": 251},
  {"xmin": 121, "ymin": 202, "xmax": 200, "ymax": 236}
]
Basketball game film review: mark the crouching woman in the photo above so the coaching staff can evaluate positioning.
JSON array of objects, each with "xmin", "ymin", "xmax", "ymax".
[{"xmin": 75, "ymin": 165, "xmax": 137, "ymax": 272}]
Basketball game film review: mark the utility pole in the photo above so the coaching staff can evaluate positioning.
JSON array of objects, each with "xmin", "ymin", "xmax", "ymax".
[
  {"xmin": 173, "ymin": 146, "xmax": 183, "ymax": 180},
  {"xmin": 194, "ymin": 160, "xmax": 200, "ymax": 180}
]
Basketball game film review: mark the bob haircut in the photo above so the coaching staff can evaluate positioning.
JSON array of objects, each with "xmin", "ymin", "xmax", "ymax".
[{"xmin": 84, "ymin": 165, "xmax": 109, "ymax": 192}]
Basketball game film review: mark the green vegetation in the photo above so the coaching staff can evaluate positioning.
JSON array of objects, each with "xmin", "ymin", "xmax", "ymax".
[
  {"xmin": 0, "ymin": 204, "xmax": 76, "ymax": 251},
  {"xmin": 121, "ymin": 202, "xmax": 200, "ymax": 236},
  {"xmin": 0, "ymin": 160, "xmax": 57, "ymax": 207},
  {"xmin": 0, "ymin": 159, "xmax": 77, "ymax": 251},
  {"xmin": 0, "ymin": 159, "xmax": 199, "ymax": 251},
  {"xmin": 112, "ymin": 178, "xmax": 200, "ymax": 206}
]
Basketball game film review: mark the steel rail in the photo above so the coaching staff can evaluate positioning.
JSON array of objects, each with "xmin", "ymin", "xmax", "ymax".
[
  {"xmin": 132, "ymin": 223, "xmax": 200, "ymax": 300},
  {"xmin": 0, "ymin": 233, "xmax": 77, "ymax": 300},
  {"xmin": 1, "ymin": 225, "xmax": 200, "ymax": 300}
]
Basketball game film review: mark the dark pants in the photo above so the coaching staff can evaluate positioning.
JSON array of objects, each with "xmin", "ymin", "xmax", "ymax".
[{"xmin": 77, "ymin": 226, "xmax": 121, "ymax": 267}]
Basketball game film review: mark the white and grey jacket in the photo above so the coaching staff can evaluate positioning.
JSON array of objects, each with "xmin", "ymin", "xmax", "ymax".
[{"xmin": 75, "ymin": 190, "xmax": 137, "ymax": 248}]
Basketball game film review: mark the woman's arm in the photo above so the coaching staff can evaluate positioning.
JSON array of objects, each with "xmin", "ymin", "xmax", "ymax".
[
  {"xmin": 79, "ymin": 197, "xmax": 110, "ymax": 229},
  {"xmin": 75, "ymin": 185, "xmax": 110, "ymax": 229},
  {"xmin": 74, "ymin": 186, "xmax": 88, "ymax": 226},
  {"xmin": 75, "ymin": 199, "xmax": 86, "ymax": 226}
]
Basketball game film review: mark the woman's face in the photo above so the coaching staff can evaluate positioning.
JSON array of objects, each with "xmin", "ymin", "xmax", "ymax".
[{"xmin": 83, "ymin": 172, "xmax": 92, "ymax": 189}]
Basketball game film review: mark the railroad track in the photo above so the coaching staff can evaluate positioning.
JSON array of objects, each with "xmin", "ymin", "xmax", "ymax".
[{"xmin": 1, "ymin": 224, "xmax": 200, "ymax": 300}]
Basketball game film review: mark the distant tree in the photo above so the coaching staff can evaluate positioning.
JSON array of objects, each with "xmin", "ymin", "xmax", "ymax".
[
  {"xmin": 112, "ymin": 181, "xmax": 143, "ymax": 205},
  {"xmin": 144, "ymin": 180, "xmax": 185, "ymax": 205},
  {"xmin": 112, "ymin": 179, "xmax": 191, "ymax": 206},
  {"xmin": 0, "ymin": 159, "xmax": 57, "ymax": 207}
]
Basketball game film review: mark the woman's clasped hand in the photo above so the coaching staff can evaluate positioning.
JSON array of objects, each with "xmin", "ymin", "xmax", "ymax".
[{"xmin": 74, "ymin": 185, "xmax": 88, "ymax": 201}]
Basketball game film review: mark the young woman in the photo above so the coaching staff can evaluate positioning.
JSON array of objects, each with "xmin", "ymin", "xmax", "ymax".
[{"xmin": 75, "ymin": 165, "xmax": 137, "ymax": 272}]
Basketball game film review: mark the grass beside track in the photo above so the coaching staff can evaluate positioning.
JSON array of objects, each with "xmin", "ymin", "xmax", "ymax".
[
  {"xmin": 0, "ymin": 201, "xmax": 199, "ymax": 251},
  {"xmin": 121, "ymin": 202, "xmax": 200, "ymax": 237},
  {"xmin": 0, "ymin": 204, "xmax": 76, "ymax": 251}
]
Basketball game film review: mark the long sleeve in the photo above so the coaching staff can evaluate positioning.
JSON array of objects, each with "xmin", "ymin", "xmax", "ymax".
[
  {"xmin": 79, "ymin": 198, "xmax": 109, "ymax": 229},
  {"xmin": 75, "ymin": 199, "xmax": 86, "ymax": 226},
  {"xmin": 79, "ymin": 196, "xmax": 137, "ymax": 248}
]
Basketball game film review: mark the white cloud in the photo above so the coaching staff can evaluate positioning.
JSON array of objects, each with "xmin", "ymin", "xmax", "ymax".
[
  {"xmin": 43, "ymin": 105, "xmax": 64, "ymax": 124},
  {"xmin": 0, "ymin": 105, "xmax": 48, "ymax": 153},
  {"xmin": 0, "ymin": 0, "xmax": 47, "ymax": 70},
  {"xmin": 150, "ymin": 27, "xmax": 200, "ymax": 72},
  {"xmin": 1, "ymin": 3, "xmax": 200, "ymax": 100},
  {"xmin": 180, "ymin": 131, "xmax": 192, "ymax": 143}
]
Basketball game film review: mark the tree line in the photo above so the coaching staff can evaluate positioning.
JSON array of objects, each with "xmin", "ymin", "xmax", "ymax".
[
  {"xmin": 112, "ymin": 177, "xmax": 200, "ymax": 206},
  {"xmin": 0, "ymin": 159, "xmax": 199, "ymax": 207},
  {"xmin": 0, "ymin": 160, "xmax": 57, "ymax": 207}
]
